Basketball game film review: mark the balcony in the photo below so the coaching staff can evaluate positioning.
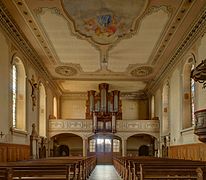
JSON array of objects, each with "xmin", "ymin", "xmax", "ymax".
[{"xmin": 49, "ymin": 119, "xmax": 159, "ymax": 137}]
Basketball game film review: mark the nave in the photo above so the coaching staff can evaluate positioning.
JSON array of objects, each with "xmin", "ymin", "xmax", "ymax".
[
  {"xmin": 1, "ymin": 0, "xmax": 206, "ymax": 180},
  {"xmin": 89, "ymin": 165, "xmax": 122, "ymax": 180},
  {"xmin": 1, "ymin": 155, "xmax": 206, "ymax": 179}
]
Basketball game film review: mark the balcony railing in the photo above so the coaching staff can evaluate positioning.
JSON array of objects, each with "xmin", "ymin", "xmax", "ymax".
[{"xmin": 49, "ymin": 119, "xmax": 159, "ymax": 136}]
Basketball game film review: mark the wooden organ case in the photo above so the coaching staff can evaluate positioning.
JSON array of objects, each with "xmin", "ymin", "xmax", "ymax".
[{"xmin": 86, "ymin": 83, "xmax": 122, "ymax": 133}]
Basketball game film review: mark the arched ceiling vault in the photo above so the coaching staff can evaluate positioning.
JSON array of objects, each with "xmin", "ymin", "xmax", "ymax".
[{"xmin": 2, "ymin": 0, "xmax": 206, "ymax": 96}]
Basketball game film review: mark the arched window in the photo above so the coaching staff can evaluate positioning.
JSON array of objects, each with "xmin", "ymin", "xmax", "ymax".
[
  {"xmin": 162, "ymin": 81, "xmax": 169, "ymax": 135},
  {"xmin": 12, "ymin": 58, "xmax": 26, "ymax": 130},
  {"xmin": 12, "ymin": 65, "xmax": 17, "ymax": 128},
  {"xmin": 39, "ymin": 82, "xmax": 46, "ymax": 137},
  {"xmin": 89, "ymin": 139, "xmax": 96, "ymax": 152},
  {"xmin": 190, "ymin": 64, "xmax": 195, "ymax": 125},
  {"xmin": 53, "ymin": 96, "xmax": 57, "ymax": 119},
  {"xmin": 151, "ymin": 95, "xmax": 155, "ymax": 119},
  {"xmin": 182, "ymin": 57, "xmax": 196, "ymax": 129},
  {"xmin": 113, "ymin": 139, "xmax": 120, "ymax": 152}
]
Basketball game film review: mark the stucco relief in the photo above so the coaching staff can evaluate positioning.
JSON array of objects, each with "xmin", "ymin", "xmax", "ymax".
[
  {"xmin": 55, "ymin": 66, "xmax": 78, "ymax": 76},
  {"xmin": 49, "ymin": 119, "xmax": 159, "ymax": 133},
  {"xmin": 49, "ymin": 120, "xmax": 93, "ymax": 131},
  {"xmin": 130, "ymin": 66, "xmax": 153, "ymax": 77},
  {"xmin": 117, "ymin": 120, "xmax": 159, "ymax": 132}
]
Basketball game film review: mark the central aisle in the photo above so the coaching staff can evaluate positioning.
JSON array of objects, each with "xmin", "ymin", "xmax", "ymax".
[{"xmin": 89, "ymin": 165, "xmax": 122, "ymax": 180}]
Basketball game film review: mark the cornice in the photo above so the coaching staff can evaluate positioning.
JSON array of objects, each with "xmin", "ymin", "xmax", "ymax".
[
  {"xmin": 150, "ymin": 0, "xmax": 193, "ymax": 66},
  {"xmin": 0, "ymin": 1, "xmax": 62, "ymax": 95},
  {"xmin": 61, "ymin": 91, "xmax": 147, "ymax": 100},
  {"xmin": 146, "ymin": 5, "xmax": 206, "ymax": 94}
]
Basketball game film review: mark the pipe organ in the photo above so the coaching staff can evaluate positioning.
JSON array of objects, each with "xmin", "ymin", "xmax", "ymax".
[{"xmin": 86, "ymin": 83, "xmax": 122, "ymax": 133}]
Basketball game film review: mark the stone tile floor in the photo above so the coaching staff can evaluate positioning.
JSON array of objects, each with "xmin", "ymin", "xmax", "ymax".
[{"xmin": 89, "ymin": 165, "xmax": 122, "ymax": 180}]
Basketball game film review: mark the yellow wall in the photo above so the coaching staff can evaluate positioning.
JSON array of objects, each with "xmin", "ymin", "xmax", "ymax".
[
  {"xmin": 0, "ymin": 29, "xmax": 10, "ymax": 139},
  {"xmin": 61, "ymin": 99, "xmax": 86, "ymax": 119}
]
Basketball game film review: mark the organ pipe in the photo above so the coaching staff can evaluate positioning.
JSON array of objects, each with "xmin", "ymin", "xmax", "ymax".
[
  {"xmin": 99, "ymin": 83, "xmax": 109, "ymax": 113},
  {"xmin": 112, "ymin": 90, "xmax": 120, "ymax": 112},
  {"xmin": 86, "ymin": 83, "xmax": 122, "ymax": 133},
  {"xmin": 88, "ymin": 90, "xmax": 96, "ymax": 112}
]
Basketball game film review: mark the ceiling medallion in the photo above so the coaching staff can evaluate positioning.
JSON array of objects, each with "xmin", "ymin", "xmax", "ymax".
[
  {"xmin": 130, "ymin": 66, "xmax": 153, "ymax": 77},
  {"xmin": 55, "ymin": 66, "xmax": 77, "ymax": 76},
  {"xmin": 61, "ymin": 0, "xmax": 148, "ymax": 45}
]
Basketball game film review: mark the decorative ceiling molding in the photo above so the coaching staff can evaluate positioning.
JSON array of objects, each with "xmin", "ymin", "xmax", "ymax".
[
  {"xmin": 150, "ymin": 1, "xmax": 194, "ymax": 65},
  {"xmin": 0, "ymin": 0, "xmax": 61, "ymax": 94},
  {"xmin": 61, "ymin": 93, "xmax": 87, "ymax": 100},
  {"xmin": 147, "ymin": 5, "xmax": 206, "ymax": 94},
  {"xmin": 130, "ymin": 66, "xmax": 153, "ymax": 77},
  {"xmin": 121, "ymin": 91, "xmax": 148, "ymax": 100},
  {"xmin": 61, "ymin": 91, "xmax": 147, "ymax": 100},
  {"xmin": 145, "ymin": 5, "xmax": 173, "ymax": 17},
  {"xmin": 55, "ymin": 66, "xmax": 77, "ymax": 76},
  {"xmin": 13, "ymin": 0, "xmax": 57, "ymax": 65},
  {"xmin": 61, "ymin": 0, "xmax": 148, "ymax": 46}
]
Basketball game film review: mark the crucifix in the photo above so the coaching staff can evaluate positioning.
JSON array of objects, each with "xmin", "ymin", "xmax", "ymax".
[
  {"xmin": 0, "ymin": 131, "xmax": 5, "ymax": 138},
  {"xmin": 28, "ymin": 75, "xmax": 38, "ymax": 111}
]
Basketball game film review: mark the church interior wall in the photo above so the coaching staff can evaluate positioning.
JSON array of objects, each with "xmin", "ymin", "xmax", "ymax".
[
  {"xmin": 0, "ymin": 27, "xmax": 58, "ymax": 160},
  {"xmin": 0, "ymin": 28, "xmax": 10, "ymax": 144},
  {"xmin": 60, "ymin": 97, "xmax": 149, "ymax": 120},
  {"xmin": 60, "ymin": 98, "xmax": 86, "ymax": 119},
  {"xmin": 151, "ymin": 31, "xmax": 206, "ymax": 160},
  {"xmin": 122, "ymin": 99, "xmax": 139, "ymax": 120},
  {"xmin": 1, "ymin": 10, "xmax": 206, "ymax": 161},
  {"xmin": 169, "ymin": 67, "xmax": 182, "ymax": 146}
]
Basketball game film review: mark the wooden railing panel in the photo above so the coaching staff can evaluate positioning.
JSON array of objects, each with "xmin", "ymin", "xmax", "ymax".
[
  {"xmin": 0, "ymin": 146, "xmax": 7, "ymax": 162},
  {"xmin": 169, "ymin": 143, "xmax": 206, "ymax": 161},
  {"xmin": 0, "ymin": 143, "xmax": 30, "ymax": 162}
]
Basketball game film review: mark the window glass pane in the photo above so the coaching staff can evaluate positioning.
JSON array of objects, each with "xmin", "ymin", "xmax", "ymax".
[
  {"xmin": 113, "ymin": 139, "xmax": 120, "ymax": 152},
  {"xmin": 89, "ymin": 139, "xmax": 96, "ymax": 152},
  {"xmin": 12, "ymin": 65, "xmax": 17, "ymax": 128},
  {"xmin": 97, "ymin": 138, "xmax": 104, "ymax": 152},
  {"xmin": 191, "ymin": 64, "xmax": 195, "ymax": 125},
  {"xmin": 105, "ymin": 138, "xmax": 111, "ymax": 152}
]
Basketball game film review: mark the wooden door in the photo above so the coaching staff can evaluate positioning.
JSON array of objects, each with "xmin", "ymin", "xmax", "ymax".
[{"xmin": 96, "ymin": 138, "xmax": 112, "ymax": 164}]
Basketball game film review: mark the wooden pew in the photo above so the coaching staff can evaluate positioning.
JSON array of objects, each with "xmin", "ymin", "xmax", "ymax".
[
  {"xmin": 113, "ymin": 156, "xmax": 206, "ymax": 180},
  {"xmin": 0, "ymin": 156, "xmax": 96, "ymax": 180},
  {"xmin": 140, "ymin": 164, "xmax": 201, "ymax": 180}
]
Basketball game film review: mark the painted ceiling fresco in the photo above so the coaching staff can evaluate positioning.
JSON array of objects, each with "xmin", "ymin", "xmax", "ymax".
[{"xmin": 61, "ymin": 0, "xmax": 148, "ymax": 45}]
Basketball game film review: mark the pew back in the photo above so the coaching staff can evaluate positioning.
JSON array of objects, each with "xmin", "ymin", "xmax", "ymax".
[
  {"xmin": 0, "ymin": 156, "xmax": 96, "ymax": 180},
  {"xmin": 113, "ymin": 156, "xmax": 206, "ymax": 180}
]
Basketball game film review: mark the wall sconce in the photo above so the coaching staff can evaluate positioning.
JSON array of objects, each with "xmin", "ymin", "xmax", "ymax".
[{"xmin": 0, "ymin": 131, "xmax": 5, "ymax": 138}]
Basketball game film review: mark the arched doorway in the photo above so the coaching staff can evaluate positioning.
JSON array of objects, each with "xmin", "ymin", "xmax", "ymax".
[
  {"xmin": 139, "ymin": 145, "xmax": 149, "ymax": 156},
  {"xmin": 88, "ymin": 135, "xmax": 121, "ymax": 164},
  {"xmin": 127, "ymin": 134, "xmax": 155, "ymax": 157},
  {"xmin": 57, "ymin": 145, "xmax": 69, "ymax": 156},
  {"xmin": 51, "ymin": 133, "xmax": 83, "ymax": 157}
]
